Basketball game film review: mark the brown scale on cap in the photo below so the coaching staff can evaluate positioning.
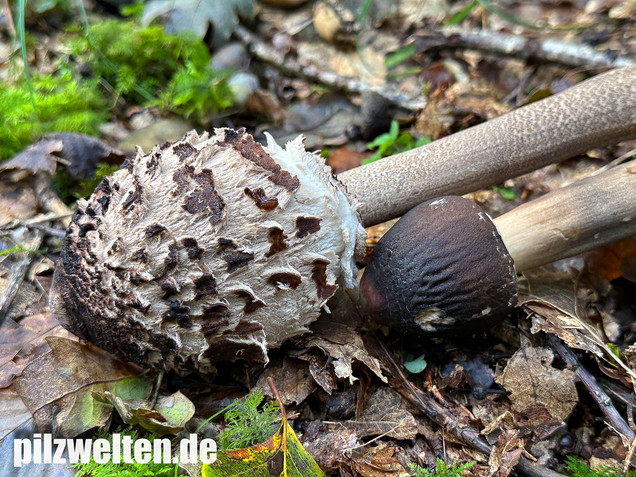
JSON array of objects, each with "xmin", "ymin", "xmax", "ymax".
[{"xmin": 360, "ymin": 196, "xmax": 518, "ymax": 333}]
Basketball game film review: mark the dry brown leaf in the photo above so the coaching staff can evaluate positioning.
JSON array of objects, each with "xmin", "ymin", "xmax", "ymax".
[
  {"xmin": 585, "ymin": 237, "xmax": 636, "ymax": 282},
  {"xmin": 350, "ymin": 444, "xmax": 408, "ymax": 477},
  {"xmin": 0, "ymin": 314, "xmax": 77, "ymax": 389},
  {"xmin": 519, "ymin": 269, "xmax": 636, "ymax": 381},
  {"xmin": 0, "ymin": 140, "xmax": 63, "ymax": 175},
  {"xmin": 488, "ymin": 430, "xmax": 524, "ymax": 477},
  {"xmin": 496, "ymin": 338, "xmax": 577, "ymax": 426},
  {"xmin": 12, "ymin": 336, "xmax": 147, "ymax": 435},
  {"xmin": 354, "ymin": 388, "xmax": 418, "ymax": 440},
  {"xmin": 256, "ymin": 357, "xmax": 316, "ymax": 405},
  {"xmin": 303, "ymin": 424, "xmax": 359, "ymax": 473},
  {"xmin": 0, "ymin": 388, "xmax": 31, "ymax": 441},
  {"xmin": 292, "ymin": 321, "xmax": 386, "ymax": 390}
]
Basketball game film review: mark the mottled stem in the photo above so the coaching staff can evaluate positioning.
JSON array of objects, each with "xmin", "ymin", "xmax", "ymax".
[{"xmin": 339, "ymin": 66, "xmax": 636, "ymax": 227}]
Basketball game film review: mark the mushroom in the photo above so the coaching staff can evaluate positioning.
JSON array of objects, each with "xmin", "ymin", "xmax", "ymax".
[
  {"xmin": 361, "ymin": 161, "xmax": 636, "ymax": 333},
  {"xmin": 50, "ymin": 67, "xmax": 636, "ymax": 373}
]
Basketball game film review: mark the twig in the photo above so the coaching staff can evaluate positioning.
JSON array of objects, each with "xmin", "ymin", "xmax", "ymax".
[
  {"xmin": 622, "ymin": 437, "xmax": 636, "ymax": 477},
  {"xmin": 414, "ymin": 28, "xmax": 634, "ymax": 69},
  {"xmin": 371, "ymin": 334, "xmax": 564, "ymax": 477},
  {"xmin": 23, "ymin": 222, "xmax": 66, "ymax": 238},
  {"xmin": 33, "ymin": 172, "xmax": 73, "ymax": 227},
  {"xmin": 234, "ymin": 25, "xmax": 426, "ymax": 111},
  {"xmin": 546, "ymin": 334, "xmax": 635, "ymax": 441},
  {"xmin": 1, "ymin": 0, "xmax": 16, "ymax": 37},
  {"xmin": 0, "ymin": 229, "xmax": 44, "ymax": 326}
]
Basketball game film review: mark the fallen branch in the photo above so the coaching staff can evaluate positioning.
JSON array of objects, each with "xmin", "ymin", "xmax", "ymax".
[
  {"xmin": 414, "ymin": 28, "xmax": 634, "ymax": 69},
  {"xmin": 234, "ymin": 25, "xmax": 426, "ymax": 111}
]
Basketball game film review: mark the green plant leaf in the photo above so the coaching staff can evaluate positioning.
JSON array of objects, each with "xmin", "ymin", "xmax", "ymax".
[{"xmin": 444, "ymin": 0, "xmax": 479, "ymax": 26}]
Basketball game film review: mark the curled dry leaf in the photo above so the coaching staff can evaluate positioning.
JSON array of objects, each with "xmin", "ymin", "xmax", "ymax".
[
  {"xmin": 256, "ymin": 357, "xmax": 316, "ymax": 406},
  {"xmin": 291, "ymin": 320, "xmax": 386, "ymax": 390},
  {"xmin": 496, "ymin": 338, "xmax": 577, "ymax": 428},
  {"xmin": 519, "ymin": 269, "xmax": 636, "ymax": 381},
  {"xmin": 349, "ymin": 444, "xmax": 408, "ymax": 477},
  {"xmin": 488, "ymin": 430, "xmax": 524, "ymax": 477}
]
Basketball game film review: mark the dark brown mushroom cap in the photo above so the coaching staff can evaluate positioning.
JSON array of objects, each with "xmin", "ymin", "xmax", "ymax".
[{"xmin": 360, "ymin": 196, "xmax": 518, "ymax": 334}]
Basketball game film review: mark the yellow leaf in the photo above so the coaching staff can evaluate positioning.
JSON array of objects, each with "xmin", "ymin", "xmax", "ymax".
[{"xmin": 202, "ymin": 411, "xmax": 324, "ymax": 477}]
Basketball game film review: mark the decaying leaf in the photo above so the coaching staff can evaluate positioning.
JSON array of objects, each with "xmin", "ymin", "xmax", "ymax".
[
  {"xmin": 256, "ymin": 358, "xmax": 316, "ymax": 406},
  {"xmin": 202, "ymin": 404, "xmax": 325, "ymax": 477},
  {"xmin": 0, "ymin": 139, "xmax": 63, "ymax": 175},
  {"xmin": 0, "ymin": 314, "xmax": 78, "ymax": 389},
  {"xmin": 585, "ymin": 237, "xmax": 636, "ymax": 283},
  {"xmin": 302, "ymin": 425, "xmax": 359, "ymax": 473},
  {"xmin": 0, "ymin": 388, "xmax": 31, "ymax": 441},
  {"xmin": 349, "ymin": 444, "xmax": 409, "ymax": 477},
  {"xmin": 488, "ymin": 430, "xmax": 524, "ymax": 477},
  {"xmin": 0, "ymin": 134, "xmax": 124, "ymax": 178},
  {"xmin": 354, "ymin": 388, "xmax": 418, "ymax": 440},
  {"xmin": 44, "ymin": 133, "xmax": 126, "ymax": 178},
  {"xmin": 519, "ymin": 269, "xmax": 636, "ymax": 381},
  {"xmin": 95, "ymin": 390, "xmax": 195, "ymax": 435},
  {"xmin": 496, "ymin": 338, "xmax": 577, "ymax": 427},
  {"xmin": 292, "ymin": 321, "xmax": 386, "ymax": 391},
  {"xmin": 11, "ymin": 336, "xmax": 151, "ymax": 437},
  {"xmin": 141, "ymin": 0, "xmax": 255, "ymax": 47}
]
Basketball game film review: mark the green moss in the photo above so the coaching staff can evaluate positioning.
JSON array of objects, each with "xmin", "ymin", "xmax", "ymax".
[
  {"xmin": 410, "ymin": 459, "xmax": 475, "ymax": 477},
  {"xmin": 565, "ymin": 456, "xmax": 636, "ymax": 477},
  {"xmin": 69, "ymin": 19, "xmax": 233, "ymax": 121},
  {"xmin": 217, "ymin": 390, "xmax": 280, "ymax": 451},
  {"xmin": 0, "ymin": 74, "xmax": 107, "ymax": 160}
]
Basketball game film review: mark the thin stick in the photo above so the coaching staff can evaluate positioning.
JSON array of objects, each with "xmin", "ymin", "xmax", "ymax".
[
  {"xmin": 416, "ymin": 28, "xmax": 634, "ymax": 69},
  {"xmin": 547, "ymin": 334, "xmax": 634, "ymax": 441}
]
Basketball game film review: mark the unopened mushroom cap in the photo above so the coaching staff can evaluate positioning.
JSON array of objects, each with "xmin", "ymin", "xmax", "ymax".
[
  {"xmin": 360, "ymin": 196, "xmax": 518, "ymax": 334},
  {"xmin": 50, "ymin": 128, "xmax": 366, "ymax": 374}
]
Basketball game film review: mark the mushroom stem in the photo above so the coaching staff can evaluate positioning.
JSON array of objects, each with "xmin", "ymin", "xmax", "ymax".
[
  {"xmin": 338, "ymin": 66, "xmax": 636, "ymax": 227},
  {"xmin": 493, "ymin": 161, "xmax": 636, "ymax": 271}
]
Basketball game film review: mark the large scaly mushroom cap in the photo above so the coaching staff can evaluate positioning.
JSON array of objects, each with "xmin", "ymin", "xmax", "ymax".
[{"xmin": 50, "ymin": 128, "xmax": 366, "ymax": 374}]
